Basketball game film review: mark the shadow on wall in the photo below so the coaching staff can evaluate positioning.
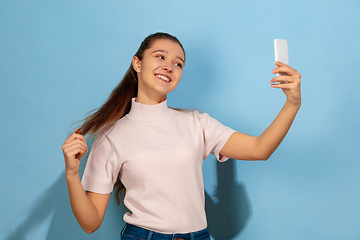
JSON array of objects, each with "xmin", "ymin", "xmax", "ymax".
[
  {"xmin": 206, "ymin": 158, "xmax": 251, "ymax": 240},
  {"xmin": 5, "ymin": 171, "xmax": 125, "ymax": 240}
]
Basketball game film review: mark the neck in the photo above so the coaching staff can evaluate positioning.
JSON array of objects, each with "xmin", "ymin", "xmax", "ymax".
[{"xmin": 136, "ymin": 89, "xmax": 167, "ymax": 105}]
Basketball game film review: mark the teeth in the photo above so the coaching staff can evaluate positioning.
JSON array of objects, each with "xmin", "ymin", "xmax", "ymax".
[{"xmin": 156, "ymin": 74, "xmax": 170, "ymax": 82}]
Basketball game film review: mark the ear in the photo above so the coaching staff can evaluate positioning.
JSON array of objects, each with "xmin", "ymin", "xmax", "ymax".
[{"xmin": 132, "ymin": 56, "xmax": 141, "ymax": 73}]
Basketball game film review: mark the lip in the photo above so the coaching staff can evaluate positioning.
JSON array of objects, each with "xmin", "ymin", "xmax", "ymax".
[{"xmin": 154, "ymin": 73, "xmax": 172, "ymax": 83}]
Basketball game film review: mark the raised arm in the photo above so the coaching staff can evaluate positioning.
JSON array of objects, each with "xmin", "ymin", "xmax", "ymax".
[
  {"xmin": 62, "ymin": 132, "xmax": 111, "ymax": 233},
  {"xmin": 220, "ymin": 61, "xmax": 301, "ymax": 160}
]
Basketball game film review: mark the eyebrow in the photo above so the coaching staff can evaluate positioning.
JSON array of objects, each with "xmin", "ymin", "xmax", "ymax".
[{"xmin": 151, "ymin": 49, "xmax": 185, "ymax": 63}]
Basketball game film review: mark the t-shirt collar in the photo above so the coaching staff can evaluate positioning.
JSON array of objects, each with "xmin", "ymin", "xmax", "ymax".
[{"xmin": 126, "ymin": 98, "xmax": 173, "ymax": 122}]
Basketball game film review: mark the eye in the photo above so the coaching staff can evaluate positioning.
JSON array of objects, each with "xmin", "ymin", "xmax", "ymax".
[
  {"xmin": 156, "ymin": 55, "xmax": 164, "ymax": 60},
  {"xmin": 175, "ymin": 62, "xmax": 183, "ymax": 69}
]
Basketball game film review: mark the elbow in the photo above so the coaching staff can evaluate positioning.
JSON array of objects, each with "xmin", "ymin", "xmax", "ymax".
[
  {"xmin": 84, "ymin": 229, "xmax": 93, "ymax": 234},
  {"xmin": 251, "ymin": 152, "xmax": 271, "ymax": 161},
  {"xmin": 83, "ymin": 226, "xmax": 99, "ymax": 234},
  {"xmin": 81, "ymin": 223, "xmax": 101, "ymax": 234},
  {"xmin": 253, "ymin": 156, "xmax": 270, "ymax": 161},
  {"xmin": 254, "ymin": 145, "xmax": 276, "ymax": 161},
  {"xmin": 250, "ymin": 142, "xmax": 273, "ymax": 161},
  {"xmin": 244, "ymin": 155, "xmax": 269, "ymax": 161},
  {"xmin": 260, "ymin": 152, "xmax": 272, "ymax": 161}
]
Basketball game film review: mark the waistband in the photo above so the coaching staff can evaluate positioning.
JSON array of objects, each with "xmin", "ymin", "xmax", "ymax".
[{"xmin": 121, "ymin": 223, "xmax": 210, "ymax": 240}]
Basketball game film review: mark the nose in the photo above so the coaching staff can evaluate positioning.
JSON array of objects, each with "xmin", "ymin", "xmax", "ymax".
[{"xmin": 162, "ymin": 62, "xmax": 173, "ymax": 72}]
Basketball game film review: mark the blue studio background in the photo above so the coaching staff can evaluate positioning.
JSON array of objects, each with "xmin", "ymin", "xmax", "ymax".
[{"xmin": 1, "ymin": 1, "xmax": 359, "ymax": 239}]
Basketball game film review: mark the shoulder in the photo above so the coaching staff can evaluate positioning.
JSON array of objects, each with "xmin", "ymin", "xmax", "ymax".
[
  {"xmin": 92, "ymin": 119, "xmax": 124, "ymax": 148},
  {"xmin": 190, "ymin": 110, "xmax": 216, "ymax": 124},
  {"xmin": 170, "ymin": 109, "xmax": 220, "ymax": 130},
  {"xmin": 170, "ymin": 108, "xmax": 209, "ymax": 118},
  {"xmin": 170, "ymin": 108, "xmax": 205, "ymax": 122}
]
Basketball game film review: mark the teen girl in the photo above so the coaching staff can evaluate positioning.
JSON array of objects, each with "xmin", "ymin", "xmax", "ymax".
[{"xmin": 62, "ymin": 32, "xmax": 301, "ymax": 240}]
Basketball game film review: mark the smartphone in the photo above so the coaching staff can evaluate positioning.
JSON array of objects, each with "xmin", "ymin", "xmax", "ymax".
[{"xmin": 274, "ymin": 39, "xmax": 289, "ymax": 76}]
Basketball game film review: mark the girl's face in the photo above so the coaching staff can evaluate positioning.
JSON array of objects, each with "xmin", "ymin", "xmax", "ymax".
[{"xmin": 133, "ymin": 39, "xmax": 185, "ymax": 104}]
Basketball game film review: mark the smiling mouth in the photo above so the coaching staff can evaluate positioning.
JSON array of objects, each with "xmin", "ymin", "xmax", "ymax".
[{"xmin": 155, "ymin": 74, "xmax": 171, "ymax": 82}]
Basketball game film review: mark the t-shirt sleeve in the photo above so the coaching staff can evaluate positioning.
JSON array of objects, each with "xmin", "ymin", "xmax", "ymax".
[
  {"xmin": 81, "ymin": 131, "xmax": 119, "ymax": 194},
  {"xmin": 195, "ymin": 111, "xmax": 237, "ymax": 162}
]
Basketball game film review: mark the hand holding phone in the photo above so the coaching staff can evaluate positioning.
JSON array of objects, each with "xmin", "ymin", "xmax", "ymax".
[{"xmin": 274, "ymin": 39, "xmax": 289, "ymax": 76}]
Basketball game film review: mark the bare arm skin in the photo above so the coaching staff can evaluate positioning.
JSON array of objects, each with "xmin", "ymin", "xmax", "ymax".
[
  {"xmin": 220, "ymin": 61, "xmax": 301, "ymax": 160},
  {"xmin": 62, "ymin": 133, "xmax": 111, "ymax": 233}
]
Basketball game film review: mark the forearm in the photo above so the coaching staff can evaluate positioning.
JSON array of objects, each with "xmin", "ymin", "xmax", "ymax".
[
  {"xmin": 66, "ymin": 173, "xmax": 102, "ymax": 233},
  {"xmin": 255, "ymin": 100, "xmax": 300, "ymax": 160}
]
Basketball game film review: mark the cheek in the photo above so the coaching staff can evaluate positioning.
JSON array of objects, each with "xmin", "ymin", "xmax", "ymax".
[
  {"xmin": 176, "ymin": 70, "xmax": 183, "ymax": 82},
  {"xmin": 141, "ymin": 60, "xmax": 156, "ymax": 72}
]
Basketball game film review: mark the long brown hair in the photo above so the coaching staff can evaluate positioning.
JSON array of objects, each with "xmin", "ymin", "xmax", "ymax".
[{"xmin": 78, "ymin": 32, "xmax": 185, "ymax": 204}]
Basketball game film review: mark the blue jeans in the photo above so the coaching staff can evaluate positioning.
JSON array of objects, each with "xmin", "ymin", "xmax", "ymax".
[{"xmin": 120, "ymin": 223, "xmax": 211, "ymax": 240}]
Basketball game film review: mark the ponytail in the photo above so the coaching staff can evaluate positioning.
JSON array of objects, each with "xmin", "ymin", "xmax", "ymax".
[{"xmin": 79, "ymin": 65, "xmax": 137, "ymax": 136}]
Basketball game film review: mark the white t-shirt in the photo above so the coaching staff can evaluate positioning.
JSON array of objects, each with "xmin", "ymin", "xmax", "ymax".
[{"xmin": 81, "ymin": 98, "xmax": 236, "ymax": 234}]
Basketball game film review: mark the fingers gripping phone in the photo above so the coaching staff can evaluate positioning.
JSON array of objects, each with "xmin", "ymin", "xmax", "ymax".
[{"xmin": 274, "ymin": 39, "xmax": 289, "ymax": 76}]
